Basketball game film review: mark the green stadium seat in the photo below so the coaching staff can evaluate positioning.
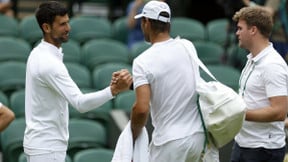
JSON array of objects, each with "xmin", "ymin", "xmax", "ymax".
[
  {"xmin": 0, "ymin": 90, "xmax": 9, "ymax": 106},
  {"xmin": 82, "ymin": 39, "xmax": 130, "ymax": 70},
  {"xmin": 92, "ymin": 63, "xmax": 132, "ymax": 90},
  {"xmin": 0, "ymin": 15, "xmax": 19, "ymax": 37},
  {"xmin": 1, "ymin": 117, "xmax": 25, "ymax": 162},
  {"xmin": 68, "ymin": 88, "xmax": 113, "ymax": 126},
  {"xmin": 62, "ymin": 39, "xmax": 81, "ymax": 64},
  {"xmin": 206, "ymin": 18, "xmax": 230, "ymax": 47},
  {"xmin": 0, "ymin": 61, "xmax": 26, "ymax": 94},
  {"xmin": 114, "ymin": 90, "xmax": 135, "ymax": 112},
  {"xmin": 0, "ymin": 37, "xmax": 31, "ymax": 62},
  {"xmin": 112, "ymin": 16, "xmax": 128, "ymax": 44},
  {"xmin": 18, "ymin": 151, "xmax": 72, "ymax": 162},
  {"xmin": 73, "ymin": 148, "xmax": 114, "ymax": 162},
  {"xmin": 200, "ymin": 64, "xmax": 241, "ymax": 91},
  {"xmin": 193, "ymin": 41, "xmax": 225, "ymax": 65},
  {"xmin": 226, "ymin": 44, "xmax": 249, "ymax": 71},
  {"xmin": 69, "ymin": 16, "xmax": 112, "ymax": 44},
  {"xmin": 129, "ymin": 41, "xmax": 151, "ymax": 63},
  {"xmin": 65, "ymin": 62, "xmax": 92, "ymax": 89},
  {"xmin": 19, "ymin": 15, "xmax": 42, "ymax": 46},
  {"xmin": 68, "ymin": 119, "xmax": 107, "ymax": 158},
  {"xmin": 9, "ymin": 89, "xmax": 25, "ymax": 118},
  {"xmin": 170, "ymin": 17, "xmax": 206, "ymax": 41}
]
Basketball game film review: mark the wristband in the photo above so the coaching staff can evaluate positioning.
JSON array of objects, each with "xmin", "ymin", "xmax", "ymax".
[{"xmin": 129, "ymin": 83, "xmax": 134, "ymax": 90}]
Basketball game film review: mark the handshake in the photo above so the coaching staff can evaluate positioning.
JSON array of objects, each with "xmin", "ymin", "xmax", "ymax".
[{"xmin": 110, "ymin": 69, "xmax": 133, "ymax": 96}]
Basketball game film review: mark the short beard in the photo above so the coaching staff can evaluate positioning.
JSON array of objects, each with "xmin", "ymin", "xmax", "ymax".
[{"xmin": 54, "ymin": 37, "xmax": 69, "ymax": 44}]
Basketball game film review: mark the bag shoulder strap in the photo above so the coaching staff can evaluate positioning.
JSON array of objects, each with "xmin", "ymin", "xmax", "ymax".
[
  {"xmin": 176, "ymin": 37, "xmax": 211, "ymax": 154},
  {"xmin": 177, "ymin": 38, "xmax": 218, "ymax": 81}
]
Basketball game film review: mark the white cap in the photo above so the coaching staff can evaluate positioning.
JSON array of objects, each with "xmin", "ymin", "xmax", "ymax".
[{"xmin": 134, "ymin": 0, "xmax": 171, "ymax": 23}]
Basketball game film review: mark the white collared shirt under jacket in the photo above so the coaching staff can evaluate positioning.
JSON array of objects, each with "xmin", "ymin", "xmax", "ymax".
[{"xmin": 24, "ymin": 40, "xmax": 114, "ymax": 155}]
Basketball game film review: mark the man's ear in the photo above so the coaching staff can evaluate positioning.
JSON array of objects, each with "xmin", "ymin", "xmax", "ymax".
[
  {"xmin": 42, "ymin": 23, "xmax": 51, "ymax": 33},
  {"xmin": 143, "ymin": 18, "xmax": 150, "ymax": 27}
]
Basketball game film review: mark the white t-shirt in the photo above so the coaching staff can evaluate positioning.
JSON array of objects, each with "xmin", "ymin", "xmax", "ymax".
[
  {"xmin": 24, "ymin": 40, "xmax": 114, "ymax": 155},
  {"xmin": 236, "ymin": 43, "xmax": 288, "ymax": 149},
  {"xmin": 132, "ymin": 38, "xmax": 203, "ymax": 146}
]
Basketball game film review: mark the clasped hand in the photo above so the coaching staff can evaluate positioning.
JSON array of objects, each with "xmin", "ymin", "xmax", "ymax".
[{"xmin": 110, "ymin": 69, "xmax": 133, "ymax": 96}]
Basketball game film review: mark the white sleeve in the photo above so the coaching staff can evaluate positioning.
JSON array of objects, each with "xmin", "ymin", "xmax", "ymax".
[{"xmin": 44, "ymin": 63, "xmax": 114, "ymax": 113}]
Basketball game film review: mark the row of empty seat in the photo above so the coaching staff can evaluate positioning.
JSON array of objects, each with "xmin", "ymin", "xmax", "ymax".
[
  {"xmin": 1, "ymin": 117, "xmax": 116, "ymax": 162},
  {"xmin": 0, "ymin": 84, "xmax": 136, "ymax": 120},
  {"xmin": 0, "ymin": 36, "xmax": 247, "ymax": 71},
  {"xmin": 0, "ymin": 14, "xmax": 248, "ymax": 74},
  {"xmin": 0, "ymin": 59, "xmax": 242, "ymax": 101},
  {"xmin": 18, "ymin": 148, "xmax": 114, "ymax": 162},
  {"xmin": 0, "ymin": 55, "xmax": 243, "ymax": 94},
  {"xmin": 0, "ymin": 14, "xmax": 232, "ymax": 47},
  {"xmin": 0, "ymin": 37, "xmax": 136, "ymax": 68},
  {"xmin": 0, "ymin": 61, "xmax": 134, "ymax": 94}
]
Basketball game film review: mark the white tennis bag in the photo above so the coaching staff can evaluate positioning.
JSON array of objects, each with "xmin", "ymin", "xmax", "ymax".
[
  {"xmin": 197, "ymin": 79, "xmax": 246, "ymax": 148},
  {"xmin": 179, "ymin": 38, "xmax": 246, "ymax": 148}
]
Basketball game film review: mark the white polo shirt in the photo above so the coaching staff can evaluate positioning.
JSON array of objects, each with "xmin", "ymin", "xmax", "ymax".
[
  {"xmin": 132, "ymin": 38, "xmax": 203, "ymax": 146},
  {"xmin": 24, "ymin": 40, "xmax": 114, "ymax": 155},
  {"xmin": 236, "ymin": 43, "xmax": 288, "ymax": 149}
]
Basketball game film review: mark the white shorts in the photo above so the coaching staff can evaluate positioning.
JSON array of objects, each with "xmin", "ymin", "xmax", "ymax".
[
  {"xmin": 26, "ymin": 151, "xmax": 66, "ymax": 162},
  {"xmin": 149, "ymin": 132, "xmax": 205, "ymax": 162}
]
